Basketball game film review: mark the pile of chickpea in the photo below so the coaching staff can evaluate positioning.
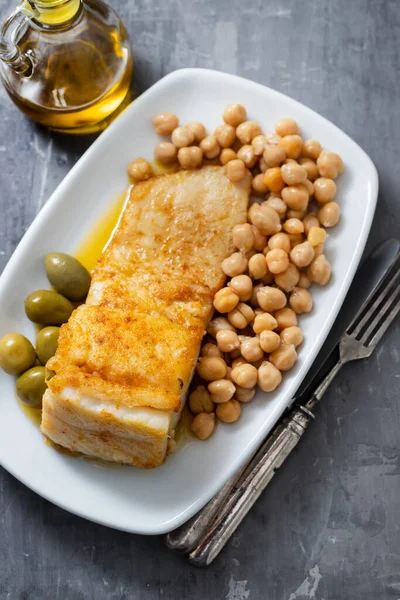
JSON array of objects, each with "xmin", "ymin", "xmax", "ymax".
[{"xmin": 127, "ymin": 104, "xmax": 344, "ymax": 442}]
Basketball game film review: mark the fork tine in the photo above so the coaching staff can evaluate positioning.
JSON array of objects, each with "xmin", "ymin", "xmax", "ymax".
[
  {"xmin": 365, "ymin": 296, "xmax": 400, "ymax": 349},
  {"xmin": 350, "ymin": 263, "xmax": 400, "ymax": 338},
  {"xmin": 359, "ymin": 283, "xmax": 400, "ymax": 345}
]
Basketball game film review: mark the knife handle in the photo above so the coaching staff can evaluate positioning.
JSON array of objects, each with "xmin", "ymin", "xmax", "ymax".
[
  {"xmin": 187, "ymin": 406, "xmax": 311, "ymax": 567},
  {"xmin": 165, "ymin": 467, "xmax": 245, "ymax": 553}
]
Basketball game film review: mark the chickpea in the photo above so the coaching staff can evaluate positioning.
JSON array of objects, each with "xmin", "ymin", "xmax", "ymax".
[
  {"xmin": 215, "ymin": 124, "xmax": 236, "ymax": 148},
  {"xmin": 261, "ymin": 272, "xmax": 274, "ymax": 285},
  {"xmin": 265, "ymin": 132, "xmax": 281, "ymax": 145},
  {"xmin": 196, "ymin": 356, "xmax": 227, "ymax": 381},
  {"xmin": 317, "ymin": 151, "xmax": 344, "ymax": 179},
  {"xmin": 274, "ymin": 263, "xmax": 300, "ymax": 292},
  {"xmin": 275, "ymin": 117, "xmax": 299, "ymax": 137},
  {"xmin": 252, "ymin": 135, "xmax": 268, "ymax": 155},
  {"xmin": 314, "ymin": 178, "xmax": 336, "ymax": 204},
  {"xmin": 289, "ymin": 287, "xmax": 313, "ymax": 313},
  {"xmin": 252, "ymin": 173, "xmax": 268, "ymax": 196},
  {"xmin": 308, "ymin": 226, "xmax": 327, "ymax": 247},
  {"xmin": 290, "ymin": 241, "xmax": 315, "ymax": 268},
  {"xmin": 280, "ymin": 326, "xmax": 303, "ymax": 347},
  {"xmin": 224, "ymin": 159, "xmax": 247, "ymax": 182},
  {"xmin": 178, "ymin": 146, "xmax": 203, "ymax": 169},
  {"xmin": 171, "ymin": 127, "xmax": 195, "ymax": 148},
  {"xmin": 154, "ymin": 141, "xmax": 177, "ymax": 165},
  {"xmin": 240, "ymin": 337, "xmax": 264, "ymax": 363},
  {"xmin": 201, "ymin": 343, "xmax": 223, "ymax": 358},
  {"xmin": 220, "ymin": 148, "xmax": 237, "ymax": 165},
  {"xmin": 265, "ymin": 248, "xmax": 289, "ymax": 274},
  {"xmin": 228, "ymin": 302, "xmax": 255, "ymax": 329},
  {"xmin": 236, "ymin": 121, "xmax": 262, "ymax": 145},
  {"xmin": 299, "ymin": 157, "xmax": 319, "ymax": 181},
  {"xmin": 250, "ymin": 282, "xmax": 264, "ymax": 307},
  {"xmin": 222, "ymin": 252, "xmax": 248, "ymax": 277},
  {"xmin": 307, "ymin": 254, "xmax": 331, "ymax": 285},
  {"xmin": 229, "ymin": 347, "xmax": 242, "ymax": 360},
  {"xmin": 288, "ymin": 233, "xmax": 305, "ymax": 247},
  {"xmin": 231, "ymin": 223, "xmax": 254, "ymax": 254},
  {"xmin": 127, "ymin": 158, "xmax": 153, "ymax": 181},
  {"xmin": 213, "ymin": 287, "xmax": 239, "ymax": 313},
  {"xmin": 269, "ymin": 344, "xmax": 297, "ymax": 371},
  {"xmin": 298, "ymin": 273, "xmax": 311, "ymax": 289},
  {"xmin": 231, "ymin": 357, "xmax": 249, "ymax": 369},
  {"xmin": 281, "ymin": 162, "xmax": 307, "ymax": 186},
  {"xmin": 283, "ymin": 218, "xmax": 304, "ymax": 234},
  {"xmin": 263, "ymin": 145, "xmax": 286, "ymax": 168},
  {"xmin": 278, "ymin": 135, "xmax": 303, "ymax": 159},
  {"xmin": 189, "ymin": 386, "xmax": 214, "ymax": 413},
  {"xmin": 259, "ymin": 157, "xmax": 267, "ymax": 172},
  {"xmin": 230, "ymin": 274, "xmax": 253, "ymax": 301},
  {"xmin": 263, "ymin": 167, "xmax": 285, "ymax": 193},
  {"xmin": 248, "ymin": 203, "xmax": 281, "ymax": 236},
  {"xmin": 247, "ymin": 253, "xmax": 266, "ymax": 280},
  {"xmin": 152, "ymin": 112, "xmax": 179, "ymax": 136},
  {"xmin": 216, "ymin": 399, "xmax": 241, "ymax": 423},
  {"xmin": 251, "ymin": 226, "xmax": 267, "ymax": 251},
  {"xmin": 257, "ymin": 286, "xmax": 287, "ymax": 312},
  {"xmin": 253, "ymin": 312, "xmax": 278, "ymax": 334},
  {"xmin": 237, "ymin": 145, "xmax": 257, "ymax": 168},
  {"xmin": 207, "ymin": 316, "xmax": 236, "ymax": 337},
  {"xmin": 274, "ymin": 307, "xmax": 298, "ymax": 331},
  {"xmin": 268, "ymin": 232, "xmax": 290, "ymax": 254},
  {"xmin": 313, "ymin": 243, "xmax": 325, "ymax": 257},
  {"xmin": 303, "ymin": 212, "xmax": 320, "ymax": 235},
  {"xmin": 302, "ymin": 179, "xmax": 314, "ymax": 197},
  {"xmin": 281, "ymin": 185, "xmax": 309, "ymax": 211},
  {"xmin": 244, "ymin": 249, "xmax": 257, "ymax": 260},
  {"xmin": 318, "ymin": 202, "xmax": 340, "ymax": 227},
  {"xmin": 302, "ymin": 139, "xmax": 322, "ymax": 160},
  {"xmin": 225, "ymin": 366, "xmax": 233, "ymax": 381},
  {"xmin": 186, "ymin": 121, "xmax": 206, "ymax": 143},
  {"xmin": 191, "ymin": 412, "xmax": 215, "ymax": 440},
  {"xmin": 235, "ymin": 386, "xmax": 256, "ymax": 403},
  {"xmin": 200, "ymin": 135, "xmax": 221, "ymax": 159},
  {"xmin": 263, "ymin": 197, "xmax": 287, "ymax": 218},
  {"xmin": 259, "ymin": 330, "xmax": 281, "ymax": 353},
  {"xmin": 231, "ymin": 363, "xmax": 258, "ymax": 388},
  {"xmin": 208, "ymin": 379, "xmax": 236, "ymax": 403},
  {"xmin": 287, "ymin": 209, "xmax": 306, "ymax": 220},
  {"xmin": 258, "ymin": 361, "xmax": 282, "ymax": 391},
  {"xmin": 216, "ymin": 330, "xmax": 240, "ymax": 352},
  {"xmin": 223, "ymin": 103, "xmax": 247, "ymax": 127}
]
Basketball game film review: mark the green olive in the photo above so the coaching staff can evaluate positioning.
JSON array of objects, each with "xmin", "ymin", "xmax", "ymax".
[
  {"xmin": 25, "ymin": 290, "xmax": 73, "ymax": 325},
  {"xmin": 0, "ymin": 333, "xmax": 36, "ymax": 376},
  {"xmin": 16, "ymin": 366, "xmax": 47, "ymax": 408},
  {"xmin": 36, "ymin": 326, "xmax": 60, "ymax": 365},
  {"xmin": 45, "ymin": 252, "xmax": 91, "ymax": 301}
]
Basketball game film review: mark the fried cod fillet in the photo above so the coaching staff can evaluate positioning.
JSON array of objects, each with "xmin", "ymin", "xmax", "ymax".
[{"xmin": 41, "ymin": 166, "xmax": 250, "ymax": 468}]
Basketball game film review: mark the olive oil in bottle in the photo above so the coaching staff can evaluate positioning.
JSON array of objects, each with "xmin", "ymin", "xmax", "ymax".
[{"xmin": 0, "ymin": 0, "xmax": 133, "ymax": 133}]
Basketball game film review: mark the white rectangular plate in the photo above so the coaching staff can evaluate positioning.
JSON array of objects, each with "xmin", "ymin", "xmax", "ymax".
[{"xmin": 0, "ymin": 69, "xmax": 378, "ymax": 534}]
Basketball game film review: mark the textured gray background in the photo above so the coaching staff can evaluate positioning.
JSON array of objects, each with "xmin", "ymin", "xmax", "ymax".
[{"xmin": 0, "ymin": 0, "xmax": 399, "ymax": 598}]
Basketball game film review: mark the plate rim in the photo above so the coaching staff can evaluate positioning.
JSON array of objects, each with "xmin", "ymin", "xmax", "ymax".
[{"xmin": 0, "ymin": 68, "xmax": 379, "ymax": 534}]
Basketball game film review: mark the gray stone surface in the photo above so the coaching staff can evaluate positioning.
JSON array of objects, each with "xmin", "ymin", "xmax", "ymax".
[{"xmin": 0, "ymin": 0, "xmax": 399, "ymax": 598}]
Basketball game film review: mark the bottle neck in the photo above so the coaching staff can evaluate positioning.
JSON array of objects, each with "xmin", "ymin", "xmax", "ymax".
[{"xmin": 28, "ymin": 0, "xmax": 82, "ymax": 26}]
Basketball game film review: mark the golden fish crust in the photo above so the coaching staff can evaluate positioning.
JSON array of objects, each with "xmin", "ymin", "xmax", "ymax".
[{"xmin": 41, "ymin": 166, "xmax": 250, "ymax": 468}]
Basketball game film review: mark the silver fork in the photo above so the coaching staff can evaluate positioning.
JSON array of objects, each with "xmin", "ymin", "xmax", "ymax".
[{"xmin": 183, "ymin": 253, "xmax": 400, "ymax": 566}]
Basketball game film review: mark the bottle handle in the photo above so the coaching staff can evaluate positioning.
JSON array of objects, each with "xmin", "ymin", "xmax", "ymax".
[{"xmin": 0, "ymin": 1, "xmax": 39, "ymax": 75}]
